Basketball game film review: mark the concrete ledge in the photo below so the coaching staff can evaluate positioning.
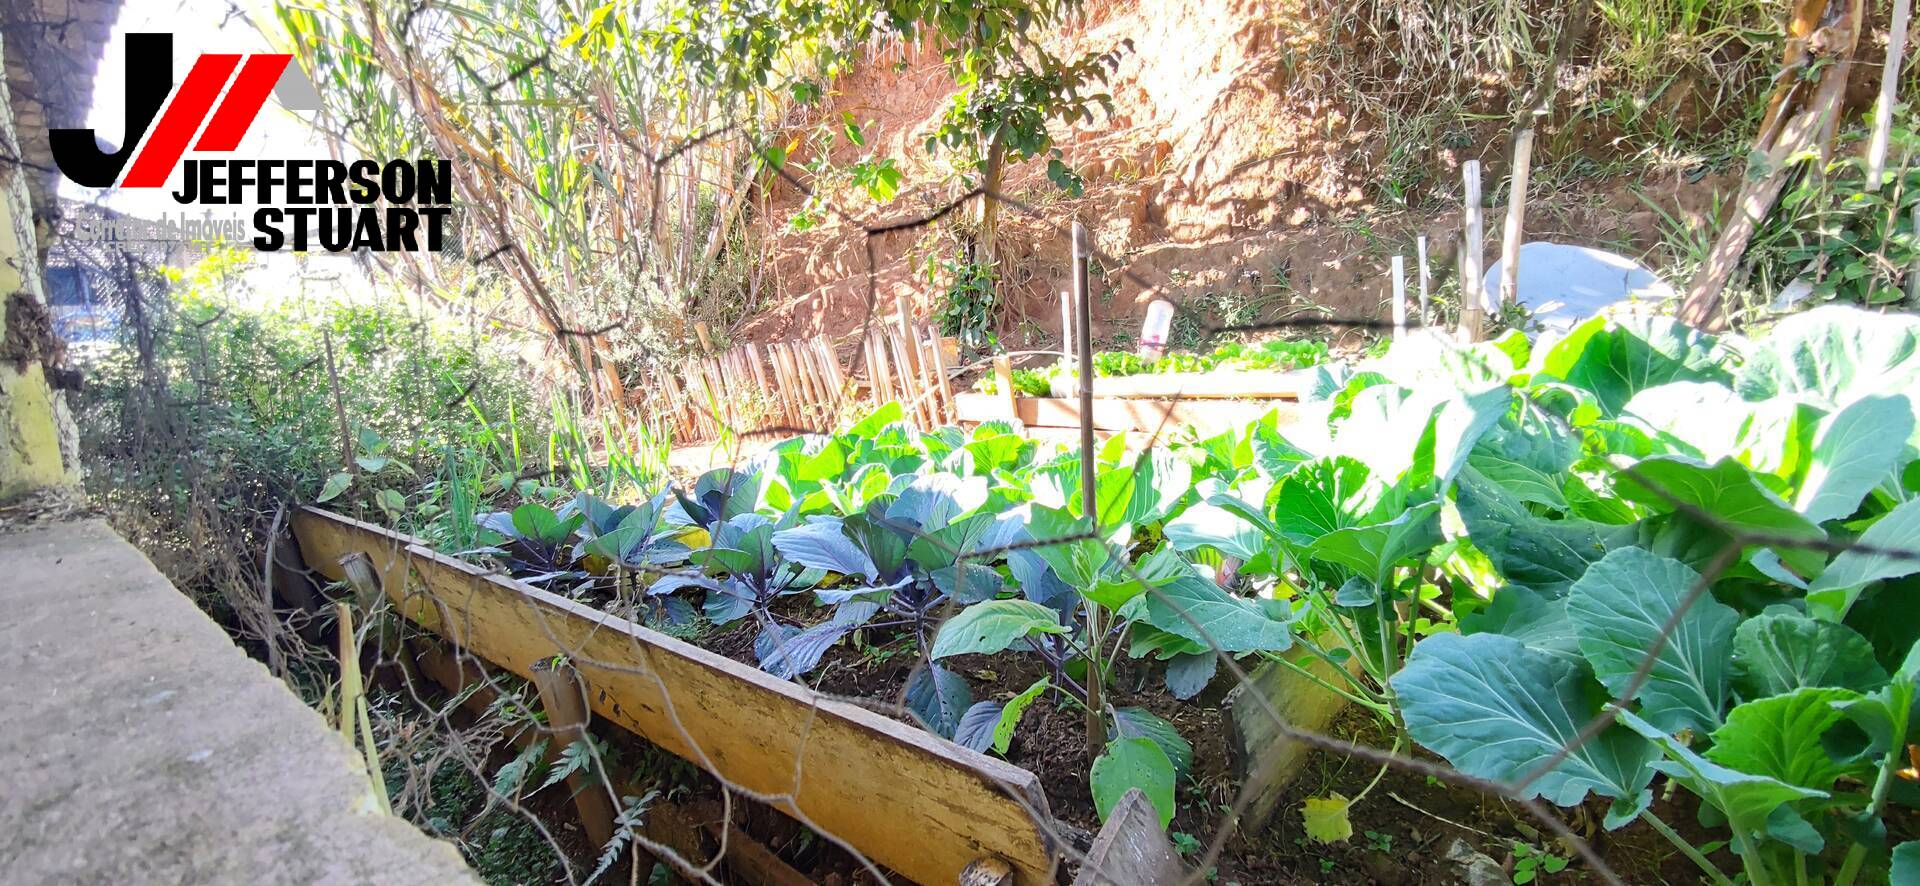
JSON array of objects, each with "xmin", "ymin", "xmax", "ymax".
[{"xmin": 0, "ymin": 519, "xmax": 477, "ymax": 885}]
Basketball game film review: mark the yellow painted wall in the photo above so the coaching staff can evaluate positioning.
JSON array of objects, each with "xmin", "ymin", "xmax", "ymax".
[{"xmin": 0, "ymin": 29, "xmax": 74, "ymax": 503}]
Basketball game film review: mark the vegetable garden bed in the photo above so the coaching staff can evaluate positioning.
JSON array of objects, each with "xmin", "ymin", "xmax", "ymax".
[
  {"xmin": 292, "ymin": 507, "xmax": 1060, "ymax": 885},
  {"xmin": 302, "ymin": 304, "xmax": 1920, "ymax": 885}
]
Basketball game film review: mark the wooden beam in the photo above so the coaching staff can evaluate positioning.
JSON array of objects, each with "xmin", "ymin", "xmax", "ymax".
[
  {"xmin": 1224, "ymin": 649, "xmax": 1362, "ymax": 832},
  {"xmin": 1086, "ymin": 372, "xmax": 1309, "ymax": 400},
  {"xmin": 952, "ymin": 393, "xmax": 1298, "ymax": 437},
  {"xmin": 291, "ymin": 508, "xmax": 1058, "ymax": 886}
]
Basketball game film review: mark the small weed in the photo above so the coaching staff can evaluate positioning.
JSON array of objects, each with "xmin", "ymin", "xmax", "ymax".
[
  {"xmin": 1171, "ymin": 831, "xmax": 1203, "ymax": 856},
  {"xmin": 1364, "ymin": 830, "xmax": 1394, "ymax": 853},
  {"xmin": 1510, "ymin": 840, "xmax": 1570, "ymax": 884}
]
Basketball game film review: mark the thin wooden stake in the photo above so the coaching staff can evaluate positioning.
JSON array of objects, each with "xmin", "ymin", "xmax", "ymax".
[
  {"xmin": 1499, "ymin": 127, "xmax": 1535, "ymax": 309},
  {"xmin": 1072, "ymin": 220, "xmax": 1107, "ymax": 753},
  {"xmin": 529, "ymin": 657, "xmax": 617, "ymax": 850},
  {"xmin": 1458, "ymin": 159, "xmax": 1486, "ymax": 342},
  {"xmin": 926, "ymin": 323, "xmax": 955, "ymax": 424},
  {"xmin": 1868, "ymin": 0, "xmax": 1913, "ymax": 190},
  {"xmin": 1415, "ymin": 235, "xmax": 1432, "ymax": 326},
  {"xmin": 1390, "ymin": 255, "xmax": 1408, "ymax": 341},
  {"xmin": 322, "ymin": 330, "xmax": 354, "ymax": 471},
  {"xmin": 1059, "ymin": 290, "xmax": 1075, "ymax": 358}
]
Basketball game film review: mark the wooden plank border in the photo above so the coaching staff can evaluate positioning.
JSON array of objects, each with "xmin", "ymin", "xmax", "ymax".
[
  {"xmin": 292, "ymin": 507, "xmax": 1058, "ymax": 885},
  {"xmin": 953, "ymin": 393, "xmax": 1299, "ymax": 438}
]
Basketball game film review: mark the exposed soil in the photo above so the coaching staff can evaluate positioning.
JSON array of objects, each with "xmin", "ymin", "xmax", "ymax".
[
  {"xmin": 725, "ymin": 0, "xmax": 1761, "ymax": 369},
  {"xmin": 679, "ymin": 597, "xmax": 1730, "ymax": 885}
]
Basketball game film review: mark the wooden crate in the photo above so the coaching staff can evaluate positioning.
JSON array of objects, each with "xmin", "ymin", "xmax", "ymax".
[{"xmin": 292, "ymin": 507, "xmax": 1057, "ymax": 885}]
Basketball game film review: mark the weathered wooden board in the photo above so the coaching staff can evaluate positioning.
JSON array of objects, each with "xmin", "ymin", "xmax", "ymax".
[
  {"xmin": 293, "ymin": 507, "xmax": 1058, "ymax": 886},
  {"xmin": 1070, "ymin": 788, "xmax": 1185, "ymax": 886},
  {"xmin": 954, "ymin": 393, "xmax": 1298, "ymax": 437},
  {"xmin": 1224, "ymin": 649, "xmax": 1364, "ymax": 832},
  {"xmin": 1088, "ymin": 371, "xmax": 1309, "ymax": 400}
]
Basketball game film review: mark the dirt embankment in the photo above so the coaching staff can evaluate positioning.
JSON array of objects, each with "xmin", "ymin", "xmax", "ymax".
[{"xmin": 735, "ymin": 0, "xmax": 1741, "ymax": 355}]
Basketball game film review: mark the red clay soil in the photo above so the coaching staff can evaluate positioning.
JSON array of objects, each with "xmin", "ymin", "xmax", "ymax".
[{"xmin": 725, "ymin": 0, "xmax": 1754, "ymax": 367}]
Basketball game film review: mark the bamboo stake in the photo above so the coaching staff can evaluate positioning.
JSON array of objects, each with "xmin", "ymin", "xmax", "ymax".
[
  {"xmin": 746, "ymin": 343, "xmax": 772, "ymax": 418},
  {"xmin": 887, "ymin": 329, "xmax": 924, "ymax": 427},
  {"xmin": 910, "ymin": 323, "xmax": 940, "ymax": 426},
  {"xmin": 528, "ymin": 657, "xmax": 617, "ymax": 850},
  {"xmin": 1391, "ymin": 255, "xmax": 1408, "ymax": 341},
  {"xmin": 925, "ymin": 324, "xmax": 955, "ymax": 424},
  {"xmin": 814, "ymin": 336, "xmax": 847, "ymax": 419},
  {"xmin": 869, "ymin": 332, "xmax": 896, "ymax": 410},
  {"xmin": 1416, "ymin": 235, "xmax": 1432, "ymax": 326},
  {"xmin": 1868, "ymin": 0, "xmax": 1913, "ymax": 190},
  {"xmin": 1499, "ymin": 127, "xmax": 1535, "ymax": 308},
  {"xmin": 797, "ymin": 342, "xmax": 828, "ymax": 427},
  {"xmin": 1072, "ymin": 220, "xmax": 1106, "ymax": 754},
  {"xmin": 772, "ymin": 345, "xmax": 801, "ymax": 427},
  {"xmin": 1458, "ymin": 159, "xmax": 1486, "ymax": 342}
]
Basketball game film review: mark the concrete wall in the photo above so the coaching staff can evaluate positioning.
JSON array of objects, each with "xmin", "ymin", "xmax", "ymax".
[{"xmin": 0, "ymin": 27, "xmax": 77, "ymax": 502}]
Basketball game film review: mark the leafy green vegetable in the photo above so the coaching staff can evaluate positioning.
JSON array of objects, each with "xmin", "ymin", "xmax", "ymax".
[
  {"xmin": 1392, "ymin": 633, "xmax": 1656, "ymax": 811},
  {"xmin": 931, "ymin": 600, "xmax": 1067, "ymax": 658},
  {"xmin": 1567, "ymin": 547, "xmax": 1738, "ymax": 735},
  {"xmin": 1090, "ymin": 738, "xmax": 1176, "ymax": 829}
]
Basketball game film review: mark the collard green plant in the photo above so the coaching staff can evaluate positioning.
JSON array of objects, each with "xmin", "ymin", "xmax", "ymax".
[{"xmin": 1388, "ymin": 306, "xmax": 1920, "ymax": 885}]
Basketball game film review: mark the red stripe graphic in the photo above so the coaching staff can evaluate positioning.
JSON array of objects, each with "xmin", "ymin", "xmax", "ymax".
[
  {"xmin": 194, "ymin": 54, "xmax": 291, "ymax": 151},
  {"xmin": 120, "ymin": 54, "xmax": 240, "ymax": 188}
]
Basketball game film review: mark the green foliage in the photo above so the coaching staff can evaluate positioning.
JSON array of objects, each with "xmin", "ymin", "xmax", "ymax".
[
  {"xmin": 1090, "ymin": 737, "xmax": 1176, "ymax": 829},
  {"xmin": 1750, "ymin": 108, "xmax": 1920, "ymax": 310},
  {"xmin": 971, "ymin": 340, "xmax": 1332, "ymax": 395},
  {"xmin": 933, "ymin": 255, "xmax": 998, "ymax": 354}
]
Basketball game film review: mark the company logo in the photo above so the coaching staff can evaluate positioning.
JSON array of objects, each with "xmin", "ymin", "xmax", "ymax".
[
  {"xmin": 54, "ymin": 33, "xmax": 453, "ymax": 253},
  {"xmin": 52, "ymin": 34, "xmax": 294, "ymax": 188}
]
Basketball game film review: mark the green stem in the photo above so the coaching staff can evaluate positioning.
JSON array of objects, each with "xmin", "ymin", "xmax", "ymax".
[
  {"xmin": 1259, "ymin": 650, "xmax": 1390, "ymax": 714},
  {"xmin": 1732, "ymin": 829, "xmax": 1774, "ymax": 886},
  {"xmin": 1834, "ymin": 844, "xmax": 1866, "ymax": 886},
  {"xmin": 1640, "ymin": 810, "xmax": 1733, "ymax": 886},
  {"xmin": 1349, "ymin": 736, "xmax": 1404, "ymax": 805},
  {"xmin": 1835, "ymin": 693, "xmax": 1911, "ymax": 886}
]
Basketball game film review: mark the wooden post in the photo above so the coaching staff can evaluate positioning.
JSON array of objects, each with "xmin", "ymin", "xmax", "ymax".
[
  {"xmin": 1390, "ymin": 255, "xmax": 1407, "ymax": 341},
  {"xmin": 1499, "ymin": 128, "xmax": 1535, "ymax": 309},
  {"xmin": 1072, "ymin": 220, "xmax": 1106, "ymax": 753},
  {"xmin": 528, "ymin": 657, "xmax": 617, "ymax": 850},
  {"xmin": 1867, "ymin": 0, "xmax": 1913, "ymax": 190},
  {"xmin": 693, "ymin": 321, "xmax": 714, "ymax": 354},
  {"xmin": 1415, "ymin": 235, "xmax": 1432, "ymax": 326},
  {"xmin": 992, "ymin": 354, "xmax": 1017, "ymax": 420},
  {"xmin": 1458, "ymin": 159, "xmax": 1485, "ymax": 342}
]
